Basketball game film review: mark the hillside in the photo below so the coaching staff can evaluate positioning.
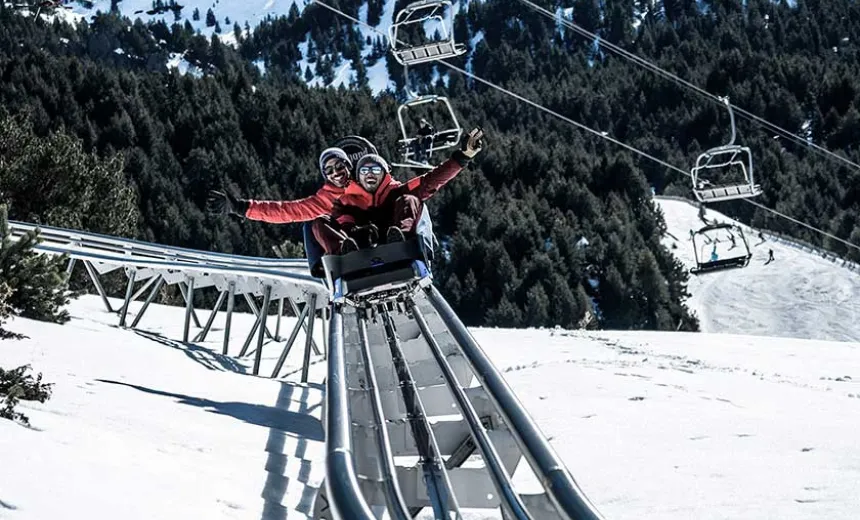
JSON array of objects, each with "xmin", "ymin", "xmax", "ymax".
[
  {"xmin": 2, "ymin": 295, "xmax": 860, "ymax": 519},
  {"xmin": 657, "ymin": 197, "xmax": 860, "ymax": 342}
]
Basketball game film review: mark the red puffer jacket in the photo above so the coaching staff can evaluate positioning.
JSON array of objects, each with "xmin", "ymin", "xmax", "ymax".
[
  {"xmin": 332, "ymin": 152, "xmax": 470, "ymax": 230},
  {"xmin": 244, "ymin": 183, "xmax": 344, "ymax": 223}
]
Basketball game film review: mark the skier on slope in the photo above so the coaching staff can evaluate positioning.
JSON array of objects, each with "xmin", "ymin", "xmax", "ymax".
[{"xmin": 311, "ymin": 127, "xmax": 484, "ymax": 255}]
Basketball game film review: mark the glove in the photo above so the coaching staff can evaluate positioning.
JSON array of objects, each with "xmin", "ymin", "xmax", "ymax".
[
  {"xmin": 460, "ymin": 127, "xmax": 484, "ymax": 159},
  {"xmin": 207, "ymin": 190, "xmax": 249, "ymax": 217}
]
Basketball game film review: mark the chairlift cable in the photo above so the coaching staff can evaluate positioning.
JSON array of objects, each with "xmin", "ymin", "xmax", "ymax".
[
  {"xmin": 514, "ymin": 0, "xmax": 860, "ymax": 173},
  {"xmin": 310, "ymin": 0, "xmax": 860, "ymax": 254}
]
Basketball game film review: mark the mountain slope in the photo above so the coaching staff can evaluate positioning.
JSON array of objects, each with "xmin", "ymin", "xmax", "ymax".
[
  {"xmin": 2, "ymin": 294, "xmax": 860, "ymax": 519},
  {"xmin": 657, "ymin": 197, "xmax": 860, "ymax": 342}
]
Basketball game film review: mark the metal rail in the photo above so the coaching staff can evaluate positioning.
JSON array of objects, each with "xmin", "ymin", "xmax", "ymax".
[
  {"xmin": 409, "ymin": 298, "xmax": 533, "ymax": 520},
  {"xmin": 9, "ymin": 220, "xmax": 307, "ymax": 269},
  {"xmin": 425, "ymin": 285, "xmax": 605, "ymax": 520},
  {"xmin": 356, "ymin": 312, "xmax": 412, "ymax": 520},
  {"xmin": 381, "ymin": 309, "xmax": 463, "ymax": 519},
  {"xmin": 325, "ymin": 306, "xmax": 376, "ymax": 520}
]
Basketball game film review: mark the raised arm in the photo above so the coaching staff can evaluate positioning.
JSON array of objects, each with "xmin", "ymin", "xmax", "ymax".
[{"xmin": 405, "ymin": 127, "xmax": 484, "ymax": 201}]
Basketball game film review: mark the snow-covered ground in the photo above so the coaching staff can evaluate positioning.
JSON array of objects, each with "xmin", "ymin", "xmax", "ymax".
[
  {"xmin": 656, "ymin": 197, "xmax": 860, "ymax": 343},
  {"xmin": 0, "ymin": 295, "xmax": 327, "ymax": 520},
  {"xmin": 3, "ymin": 293, "xmax": 860, "ymax": 519}
]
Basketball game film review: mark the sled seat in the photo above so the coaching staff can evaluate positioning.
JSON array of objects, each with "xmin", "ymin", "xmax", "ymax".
[{"xmin": 321, "ymin": 238, "xmax": 430, "ymax": 303}]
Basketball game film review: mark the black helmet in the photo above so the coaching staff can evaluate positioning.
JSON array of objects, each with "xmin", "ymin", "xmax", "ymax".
[{"xmin": 334, "ymin": 135, "xmax": 378, "ymax": 166}]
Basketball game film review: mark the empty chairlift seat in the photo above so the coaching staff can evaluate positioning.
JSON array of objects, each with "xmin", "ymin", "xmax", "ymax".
[
  {"xmin": 690, "ymin": 97, "xmax": 762, "ymax": 204},
  {"xmin": 388, "ymin": 0, "xmax": 466, "ymax": 66}
]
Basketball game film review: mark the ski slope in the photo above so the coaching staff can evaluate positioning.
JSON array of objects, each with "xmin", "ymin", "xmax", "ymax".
[
  {"xmin": 656, "ymin": 197, "xmax": 860, "ymax": 343},
  {"xmin": 2, "ymin": 294, "xmax": 860, "ymax": 519}
]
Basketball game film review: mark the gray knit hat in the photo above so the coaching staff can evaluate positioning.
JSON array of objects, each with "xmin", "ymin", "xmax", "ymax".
[
  {"xmin": 354, "ymin": 153, "xmax": 391, "ymax": 176},
  {"xmin": 318, "ymin": 147, "xmax": 352, "ymax": 179}
]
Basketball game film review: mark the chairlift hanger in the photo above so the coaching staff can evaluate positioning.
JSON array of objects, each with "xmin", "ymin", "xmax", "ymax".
[
  {"xmin": 690, "ymin": 222, "xmax": 752, "ymax": 275},
  {"xmin": 691, "ymin": 97, "xmax": 762, "ymax": 204},
  {"xmin": 388, "ymin": 0, "xmax": 466, "ymax": 66},
  {"xmin": 391, "ymin": 65, "xmax": 463, "ymax": 170}
]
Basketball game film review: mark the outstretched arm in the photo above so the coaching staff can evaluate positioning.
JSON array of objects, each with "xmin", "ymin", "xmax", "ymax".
[
  {"xmin": 245, "ymin": 194, "xmax": 332, "ymax": 224},
  {"xmin": 406, "ymin": 127, "xmax": 485, "ymax": 201}
]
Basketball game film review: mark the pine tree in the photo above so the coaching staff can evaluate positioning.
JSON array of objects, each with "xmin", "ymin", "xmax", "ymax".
[{"xmin": 0, "ymin": 205, "xmax": 73, "ymax": 324}]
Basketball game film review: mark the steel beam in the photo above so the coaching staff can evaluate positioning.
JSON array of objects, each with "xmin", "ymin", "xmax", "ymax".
[
  {"xmin": 222, "ymin": 282, "xmax": 236, "ymax": 356},
  {"xmin": 253, "ymin": 285, "xmax": 272, "ymax": 376},
  {"xmin": 130, "ymin": 275, "xmax": 165, "ymax": 329},
  {"xmin": 183, "ymin": 277, "xmax": 195, "ymax": 343},
  {"xmin": 270, "ymin": 300, "xmax": 310, "ymax": 379},
  {"xmin": 300, "ymin": 293, "xmax": 317, "ymax": 383},
  {"xmin": 118, "ymin": 269, "xmax": 137, "ymax": 328},
  {"xmin": 194, "ymin": 289, "xmax": 228, "ymax": 342},
  {"xmin": 83, "ymin": 260, "xmax": 114, "ymax": 313}
]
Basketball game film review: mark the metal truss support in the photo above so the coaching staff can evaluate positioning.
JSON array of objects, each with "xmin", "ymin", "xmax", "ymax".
[
  {"xmin": 83, "ymin": 260, "xmax": 114, "ymax": 313},
  {"xmin": 65, "ymin": 258, "xmax": 76, "ymax": 277},
  {"xmin": 118, "ymin": 269, "xmax": 137, "ymax": 328},
  {"xmin": 253, "ymin": 285, "xmax": 273, "ymax": 376},
  {"xmin": 130, "ymin": 275, "xmax": 165, "ymax": 329},
  {"xmin": 287, "ymin": 297, "xmax": 321, "ymax": 356},
  {"xmin": 270, "ymin": 299, "xmax": 310, "ymax": 379},
  {"xmin": 194, "ymin": 289, "xmax": 228, "ymax": 343},
  {"xmin": 275, "ymin": 298, "xmax": 284, "ymax": 341},
  {"xmin": 222, "ymin": 282, "xmax": 236, "ymax": 356},
  {"xmin": 300, "ymin": 293, "xmax": 318, "ymax": 383},
  {"xmin": 179, "ymin": 281, "xmax": 202, "ymax": 328},
  {"xmin": 321, "ymin": 305, "xmax": 329, "ymax": 360},
  {"xmin": 183, "ymin": 276, "xmax": 195, "ymax": 343},
  {"xmin": 130, "ymin": 275, "xmax": 159, "ymax": 302},
  {"xmin": 243, "ymin": 293, "xmax": 276, "ymax": 340}
]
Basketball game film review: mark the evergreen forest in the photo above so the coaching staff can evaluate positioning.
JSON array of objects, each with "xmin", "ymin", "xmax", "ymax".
[{"xmin": 0, "ymin": 0, "xmax": 858, "ymax": 330}]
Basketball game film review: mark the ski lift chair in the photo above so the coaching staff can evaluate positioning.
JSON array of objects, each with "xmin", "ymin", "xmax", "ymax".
[
  {"xmin": 388, "ymin": 0, "xmax": 467, "ymax": 66},
  {"xmin": 691, "ymin": 97, "xmax": 762, "ymax": 203},
  {"xmin": 690, "ymin": 223, "xmax": 752, "ymax": 275},
  {"xmin": 392, "ymin": 95, "xmax": 463, "ymax": 170}
]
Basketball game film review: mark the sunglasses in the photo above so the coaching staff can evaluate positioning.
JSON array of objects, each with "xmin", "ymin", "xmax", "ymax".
[
  {"xmin": 358, "ymin": 165, "xmax": 384, "ymax": 176},
  {"xmin": 323, "ymin": 161, "xmax": 348, "ymax": 176}
]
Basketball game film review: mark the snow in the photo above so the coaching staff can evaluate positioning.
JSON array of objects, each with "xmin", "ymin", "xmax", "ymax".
[
  {"xmin": 3, "ymin": 292, "xmax": 860, "ymax": 519},
  {"xmin": 166, "ymin": 51, "xmax": 203, "ymax": 77},
  {"xmin": 0, "ymin": 294, "xmax": 326, "ymax": 519},
  {"xmin": 656, "ymin": 197, "xmax": 860, "ymax": 342},
  {"xmin": 64, "ymin": 0, "xmax": 308, "ymax": 45}
]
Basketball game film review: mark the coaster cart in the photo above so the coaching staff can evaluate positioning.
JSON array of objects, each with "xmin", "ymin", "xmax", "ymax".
[
  {"xmin": 690, "ymin": 222, "xmax": 753, "ymax": 275},
  {"xmin": 691, "ymin": 97, "xmax": 762, "ymax": 204},
  {"xmin": 320, "ymin": 238, "xmax": 433, "ymax": 305},
  {"xmin": 388, "ymin": 0, "xmax": 466, "ymax": 67}
]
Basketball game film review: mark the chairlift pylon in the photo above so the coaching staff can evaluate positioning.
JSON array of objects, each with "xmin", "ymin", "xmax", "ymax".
[
  {"xmin": 388, "ymin": 0, "xmax": 466, "ymax": 66},
  {"xmin": 391, "ymin": 65, "xmax": 463, "ymax": 170},
  {"xmin": 691, "ymin": 97, "xmax": 761, "ymax": 203},
  {"xmin": 690, "ymin": 222, "xmax": 752, "ymax": 275}
]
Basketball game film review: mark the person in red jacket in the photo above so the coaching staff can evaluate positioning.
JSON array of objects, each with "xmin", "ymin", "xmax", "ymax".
[
  {"xmin": 313, "ymin": 127, "xmax": 484, "ymax": 255},
  {"xmin": 207, "ymin": 147, "xmax": 355, "ymax": 276}
]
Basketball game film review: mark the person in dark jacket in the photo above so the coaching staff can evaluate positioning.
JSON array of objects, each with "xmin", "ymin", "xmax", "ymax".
[{"xmin": 312, "ymin": 127, "xmax": 484, "ymax": 255}]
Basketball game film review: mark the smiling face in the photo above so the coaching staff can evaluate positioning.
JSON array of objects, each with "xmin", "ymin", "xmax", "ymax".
[
  {"xmin": 323, "ymin": 157, "xmax": 350, "ymax": 188},
  {"xmin": 357, "ymin": 162, "xmax": 385, "ymax": 193}
]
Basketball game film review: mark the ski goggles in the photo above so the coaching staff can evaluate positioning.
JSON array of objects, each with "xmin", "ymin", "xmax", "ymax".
[
  {"xmin": 358, "ymin": 165, "xmax": 385, "ymax": 176},
  {"xmin": 323, "ymin": 161, "xmax": 349, "ymax": 177}
]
